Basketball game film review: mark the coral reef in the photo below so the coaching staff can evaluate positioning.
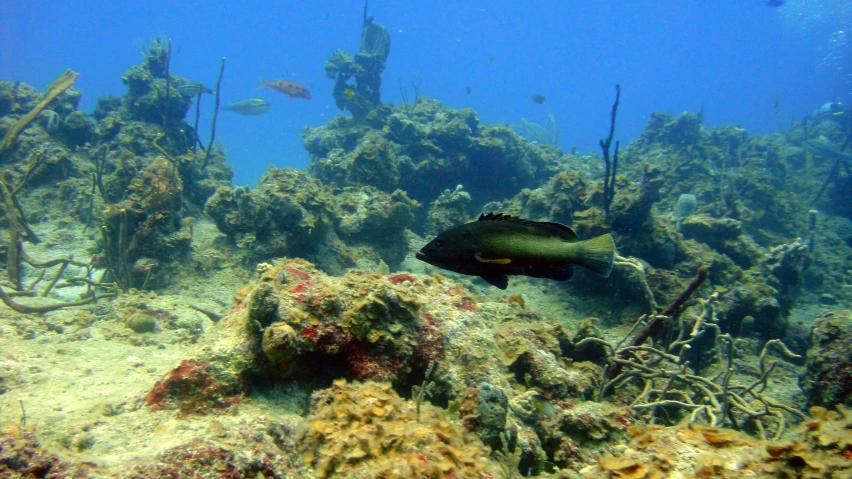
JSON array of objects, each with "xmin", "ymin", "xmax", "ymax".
[
  {"xmin": 303, "ymin": 98, "xmax": 563, "ymax": 218},
  {"xmin": 4, "ymin": 21, "xmax": 852, "ymax": 479},
  {"xmin": 205, "ymin": 167, "xmax": 417, "ymax": 270},
  {"xmin": 197, "ymin": 259, "xmax": 661, "ymax": 475},
  {"xmin": 0, "ymin": 41, "xmax": 233, "ymax": 298}
]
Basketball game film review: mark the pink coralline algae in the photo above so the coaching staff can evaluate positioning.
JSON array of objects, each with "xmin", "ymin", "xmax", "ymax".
[{"xmin": 143, "ymin": 359, "xmax": 242, "ymax": 417}]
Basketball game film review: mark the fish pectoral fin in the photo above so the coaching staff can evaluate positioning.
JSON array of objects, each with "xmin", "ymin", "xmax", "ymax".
[
  {"xmin": 480, "ymin": 274, "xmax": 509, "ymax": 290},
  {"xmin": 474, "ymin": 252, "xmax": 512, "ymax": 265}
]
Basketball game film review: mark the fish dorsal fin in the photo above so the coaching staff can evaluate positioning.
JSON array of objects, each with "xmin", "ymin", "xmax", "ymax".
[{"xmin": 478, "ymin": 213, "xmax": 578, "ymax": 242}]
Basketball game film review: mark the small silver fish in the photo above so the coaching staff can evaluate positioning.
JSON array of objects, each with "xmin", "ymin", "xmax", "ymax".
[
  {"xmin": 221, "ymin": 99, "xmax": 271, "ymax": 116},
  {"xmin": 177, "ymin": 82, "xmax": 213, "ymax": 97}
]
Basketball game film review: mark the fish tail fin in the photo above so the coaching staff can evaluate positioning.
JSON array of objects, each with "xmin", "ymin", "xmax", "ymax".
[
  {"xmin": 574, "ymin": 234, "xmax": 616, "ymax": 277},
  {"xmin": 257, "ymin": 77, "xmax": 265, "ymax": 88}
]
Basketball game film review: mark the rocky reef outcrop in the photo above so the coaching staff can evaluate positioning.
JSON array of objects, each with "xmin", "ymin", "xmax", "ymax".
[
  {"xmin": 204, "ymin": 167, "xmax": 417, "ymax": 271},
  {"xmin": 303, "ymin": 98, "xmax": 563, "ymax": 220}
]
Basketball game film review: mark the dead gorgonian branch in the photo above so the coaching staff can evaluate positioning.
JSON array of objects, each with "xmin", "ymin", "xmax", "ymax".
[{"xmin": 578, "ymin": 293, "xmax": 804, "ymax": 440}]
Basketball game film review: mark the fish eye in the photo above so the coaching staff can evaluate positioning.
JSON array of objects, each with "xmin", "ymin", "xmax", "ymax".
[{"xmin": 434, "ymin": 240, "xmax": 444, "ymax": 247}]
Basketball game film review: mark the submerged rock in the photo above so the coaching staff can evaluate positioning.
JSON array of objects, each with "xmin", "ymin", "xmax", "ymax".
[
  {"xmin": 800, "ymin": 309, "xmax": 852, "ymax": 409},
  {"xmin": 58, "ymin": 110, "xmax": 94, "ymax": 146},
  {"xmin": 125, "ymin": 312, "xmax": 157, "ymax": 333}
]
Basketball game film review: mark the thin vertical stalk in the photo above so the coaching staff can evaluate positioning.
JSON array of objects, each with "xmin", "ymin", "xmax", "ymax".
[
  {"xmin": 203, "ymin": 57, "xmax": 225, "ymax": 169},
  {"xmin": 162, "ymin": 39, "xmax": 172, "ymax": 132}
]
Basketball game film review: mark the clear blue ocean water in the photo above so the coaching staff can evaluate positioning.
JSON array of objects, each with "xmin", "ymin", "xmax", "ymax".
[{"xmin": 2, "ymin": 0, "xmax": 849, "ymax": 185}]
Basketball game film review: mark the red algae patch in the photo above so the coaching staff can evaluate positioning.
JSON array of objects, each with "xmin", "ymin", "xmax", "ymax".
[{"xmin": 142, "ymin": 359, "xmax": 241, "ymax": 417}]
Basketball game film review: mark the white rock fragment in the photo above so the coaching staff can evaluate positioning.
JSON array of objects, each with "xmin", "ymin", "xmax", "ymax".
[{"xmin": 125, "ymin": 356, "xmax": 145, "ymax": 367}]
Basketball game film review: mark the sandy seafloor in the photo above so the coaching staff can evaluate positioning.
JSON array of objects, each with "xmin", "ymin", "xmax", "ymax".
[{"xmin": 0, "ymin": 218, "xmax": 265, "ymax": 467}]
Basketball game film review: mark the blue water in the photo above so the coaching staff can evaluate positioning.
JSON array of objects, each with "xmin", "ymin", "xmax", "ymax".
[{"xmin": 2, "ymin": 0, "xmax": 849, "ymax": 186}]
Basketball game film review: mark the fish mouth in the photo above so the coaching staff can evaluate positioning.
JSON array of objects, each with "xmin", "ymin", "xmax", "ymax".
[{"xmin": 415, "ymin": 251, "xmax": 426, "ymax": 262}]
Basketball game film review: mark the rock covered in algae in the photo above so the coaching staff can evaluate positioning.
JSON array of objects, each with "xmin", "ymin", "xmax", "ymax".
[
  {"xmin": 262, "ymin": 321, "xmax": 298, "ymax": 365},
  {"xmin": 716, "ymin": 237, "xmax": 812, "ymax": 341},
  {"xmin": 296, "ymin": 379, "xmax": 500, "ymax": 479},
  {"xmin": 204, "ymin": 167, "xmax": 417, "ymax": 269},
  {"xmin": 303, "ymin": 97, "xmax": 563, "ymax": 211},
  {"xmin": 128, "ymin": 435, "xmax": 310, "ymax": 479},
  {"xmin": 141, "ymin": 358, "xmax": 242, "ymax": 417},
  {"xmin": 800, "ymin": 309, "xmax": 852, "ymax": 409},
  {"xmin": 474, "ymin": 382, "xmax": 509, "ymax": 449},
  {"xmin": 426, "ymin": 184, "xmax": 471, "ymax": 235},
  {"xmin": 679, "ymin": 214, "xmax": 764, "ymax": 269},
  {"xmin": 120, "ymin": 39, "xmax": 191, "ymax": 124},
  {"xmin": 495, "ymin": 325, "xmax": 598, "ymax": 400},
  {"xmin": 0, "ymin": 424, "xmax": 81, "ymax": 477},
  {"xmin": 208, "ymin": 258, "xmax": 428, "ymax": 384},
  {"xmin": 336, "ymin": 187, "xmax": 417, "ymax": 238},
  {"xmin": 324, "ymin": 20, "xmax": 391, "ymax": 118},
  {"xmin": 193, "ymin": 258, "xmax": 649, "ymax": 475},
  {"xmin": 125, "ymin": 311, "xmax": 157, "ymax": 333},
  {"xmin": 58, "ymin": 109, "xmax": 94, "ymax": 146}
]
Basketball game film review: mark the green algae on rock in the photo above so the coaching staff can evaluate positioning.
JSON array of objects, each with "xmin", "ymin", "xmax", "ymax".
[
  {"xmin": 800, "ymin": 309, "xmax": 852, "ymax": 409},
  {"xmin": 125, "ymin": 311, "xmax": 157, "ymax": 333}
]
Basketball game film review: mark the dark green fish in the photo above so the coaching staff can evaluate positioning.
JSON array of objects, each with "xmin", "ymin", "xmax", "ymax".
[
  {"xmin": 221, "ymin": 98, "xmax": 272, "ymax": 116},
  {"xmin": 177, "ymin": 82, "xmax": 213, "ymax": 97},
  {"xmin": 416, "ymin": 213, "xmax": 615, "ymax": 289}
]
